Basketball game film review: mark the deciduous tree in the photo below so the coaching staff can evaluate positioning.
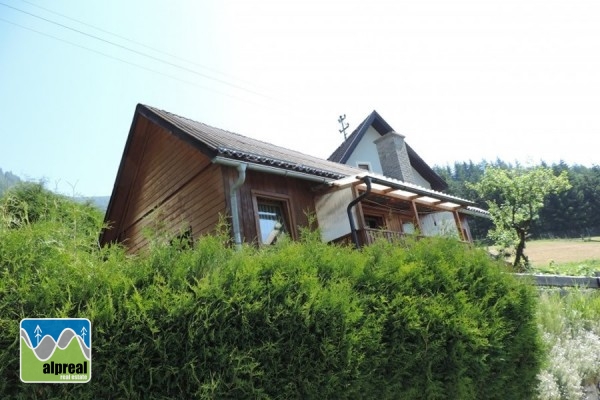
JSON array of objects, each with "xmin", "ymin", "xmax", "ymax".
[{"xmin": 470, "ymin": 166, "xmax": 571, "ymax": 270}]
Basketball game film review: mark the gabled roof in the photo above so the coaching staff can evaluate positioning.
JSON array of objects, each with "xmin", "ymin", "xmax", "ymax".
[
  {"xmin": 328, "ymin": 110, "xmax": 448, "ymax": 191},
  {"xmin": 138, "ymin": 104, "xmax": 362, "ymax": 180}
]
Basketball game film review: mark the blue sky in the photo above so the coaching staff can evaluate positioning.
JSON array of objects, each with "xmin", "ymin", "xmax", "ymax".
[{"xmin": 1, "ymin": 0, "xmax": 599, "ymax": 196}]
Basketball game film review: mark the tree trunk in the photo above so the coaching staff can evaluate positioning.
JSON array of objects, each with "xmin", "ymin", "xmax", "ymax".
[{"xmin": 513, "ymin": 228, "xmax": 528, "ymax": 271}]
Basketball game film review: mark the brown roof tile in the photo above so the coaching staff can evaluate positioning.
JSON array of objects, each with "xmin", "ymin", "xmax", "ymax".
[{"xmin": 140, "ymin": 104, "xmax": 363, "ymax": 180}]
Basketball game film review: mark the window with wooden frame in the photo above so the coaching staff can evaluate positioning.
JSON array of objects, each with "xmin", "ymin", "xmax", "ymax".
[
  {"xmin": 361, "ymin": 205, "xmax": 388, "ymax": 230},
  {"xmin": 364, "ymin": 214, "xmax": 386, "ymax": 230},
  {"xmin": 252, "ymin": 191, "xmax": 295, "ymax": 245}
]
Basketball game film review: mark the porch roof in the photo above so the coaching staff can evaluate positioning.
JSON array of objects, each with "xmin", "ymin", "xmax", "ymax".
[{"xmin": 328, "ymin": 173, "xmax": 482, "ymax": 213}]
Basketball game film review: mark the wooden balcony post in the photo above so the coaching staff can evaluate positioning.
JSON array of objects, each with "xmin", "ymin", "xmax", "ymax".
[
  {"xmin": 453, "ymin": 210, "xmax": 467, "ymax": 241},
  {"xmin": 411, "ymin": 200, "xmax": 423, "ymax": 233}
]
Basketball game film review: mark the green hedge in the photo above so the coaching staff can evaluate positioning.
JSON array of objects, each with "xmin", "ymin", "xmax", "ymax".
[{"xmin": 0, "ymin": 184, "xmax": 542, "ymax": 399}]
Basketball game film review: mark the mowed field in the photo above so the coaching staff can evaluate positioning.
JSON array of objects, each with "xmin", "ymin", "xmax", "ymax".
[
  {"xmin": 527, "ymin": 238, "xmax": 600, "ymax": 265},
  {"xmin": 526, "ymin": 237, "xmax": 600, "ymax": 275}
]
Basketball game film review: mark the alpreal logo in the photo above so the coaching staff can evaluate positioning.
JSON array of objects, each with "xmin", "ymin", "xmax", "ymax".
[{"xmin": 20, "ymin": 318, "xmax": 91, "ymax": 383}]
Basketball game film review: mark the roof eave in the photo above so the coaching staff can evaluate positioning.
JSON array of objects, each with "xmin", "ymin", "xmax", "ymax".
[
  {"xmin": 100, "ymin": 104, "xmax": 143, "ymax": 245},
  {"xmin": 214, "ymin": 149, "xmax": 347, "ymax": 180},
  {"xmin": 460, "ymin": 206, "xmax": 491, "ymax": 218}
]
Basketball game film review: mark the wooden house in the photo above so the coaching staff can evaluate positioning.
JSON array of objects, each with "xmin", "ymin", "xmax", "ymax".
[{"xmin": 100, "ymin": 104, "xmax": 486, "ymax": 252}]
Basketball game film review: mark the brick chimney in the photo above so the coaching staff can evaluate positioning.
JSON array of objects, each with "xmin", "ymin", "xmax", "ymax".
[{"xmin": 374, "ymin": 131, "xmax": 414, "ymax": 183}]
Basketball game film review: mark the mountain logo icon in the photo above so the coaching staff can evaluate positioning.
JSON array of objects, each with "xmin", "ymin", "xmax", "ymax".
[{"xmin": 20, "ymin": 318, "xmax": 91, "ymax": 383}]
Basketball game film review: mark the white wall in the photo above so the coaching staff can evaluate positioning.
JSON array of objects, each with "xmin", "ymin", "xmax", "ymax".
[
  {"xmin": 345, "ymin": 126, "xmax": 383, "ymax": 174},
  {"xmin": 420, "ymin": 212, "xmax": 459, "ymax": 238},
  {"xmin": 411, "ymin": 168, "xmax": 431, "ymax": 189},
  {"xmin": 314, "ymin": 187, "xmax": 357, "ymax": 242},
  {"xmin": 345, "ymin": 126, "xmax": 432, "ymax": 188}
]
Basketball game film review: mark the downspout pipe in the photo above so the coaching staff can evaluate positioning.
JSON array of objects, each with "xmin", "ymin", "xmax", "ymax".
[
  {"xmin": 230, "ymin": 163, "xmax": 247, "ymax": 250},
  {"xmin": 347, "ymin": 176, "xmax": 372, "ymax": 249}
]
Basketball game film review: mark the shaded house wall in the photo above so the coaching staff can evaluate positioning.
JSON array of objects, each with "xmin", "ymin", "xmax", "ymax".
[
  {"xmin": 344, "ymin": 127, "xmax": 384, "ymax": 173},
  {"xmin": 102, "ymin": 114, "xmax": 319, "ymax": 251},
  {"xmin": 103, "ymin": 116, "xmax": 227, "ymax": 252}
]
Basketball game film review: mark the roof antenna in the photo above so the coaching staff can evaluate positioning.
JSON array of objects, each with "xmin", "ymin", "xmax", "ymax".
[{"xmin": 338, "ymin": 114, "xmax": 350, "ymax": 140}]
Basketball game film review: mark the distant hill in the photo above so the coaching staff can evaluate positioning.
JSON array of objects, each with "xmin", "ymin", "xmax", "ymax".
[
  {"xmin": 0, "ymin": 168, "xmax": 110, "ymax": 214},
  {"xmin": 0, "ymin": 168, "xmax": 22, "ymax": 195},
  {"xmin": 75, "ymin": 196, "xmax": 111, "ymax": 213}
]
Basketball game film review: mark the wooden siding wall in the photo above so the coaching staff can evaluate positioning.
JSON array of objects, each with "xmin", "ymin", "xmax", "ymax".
[
  {"xmin": 102, "ymin": 116, "xmax": 151, "ymax": 244},
  {"xmin": 222, "ymin": 168, "xmax": 318, "ymax": 244},
  {"xmin": 114, "ymin": 120, "xmax": 226, "ymax": 252}
]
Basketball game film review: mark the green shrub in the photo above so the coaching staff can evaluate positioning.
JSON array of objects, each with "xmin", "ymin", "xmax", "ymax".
[{"xmin": 0, "ymin": 187, "xmax": 543, "ymax": 399}]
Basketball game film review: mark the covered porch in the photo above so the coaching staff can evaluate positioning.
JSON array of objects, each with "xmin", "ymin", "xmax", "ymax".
[{"xmin": 315, "ymin": 174, "xmax": 481, "ymax": 248}]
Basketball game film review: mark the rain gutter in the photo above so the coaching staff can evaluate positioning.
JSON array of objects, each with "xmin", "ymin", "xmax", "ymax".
[{"xmin": 212, "ymin": 156, "xmax": 333, "ymax": 184}]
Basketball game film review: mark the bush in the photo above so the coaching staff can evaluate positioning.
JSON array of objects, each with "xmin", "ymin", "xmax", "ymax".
[
  {"xmin": 536, "ymin": 290, "xmax": 600, "ymax": 399},
  {"xmin": 0, "ymin": 187, "xmax": 543, "ymax": 399}
]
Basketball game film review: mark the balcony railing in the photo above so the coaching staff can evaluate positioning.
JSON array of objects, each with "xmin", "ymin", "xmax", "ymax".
[
  {"xmin": 362, "ymin": 228, "xmax": 406, "ymax": 245},
  {"xmin": 358, "ymin": 228, "xmax": 470, "ymax": 247}
]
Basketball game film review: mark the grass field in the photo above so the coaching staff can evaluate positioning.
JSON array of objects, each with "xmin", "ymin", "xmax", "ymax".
[{"xmin": 525, "ymin": 237, "xmax": 600, "ymax": 275}]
